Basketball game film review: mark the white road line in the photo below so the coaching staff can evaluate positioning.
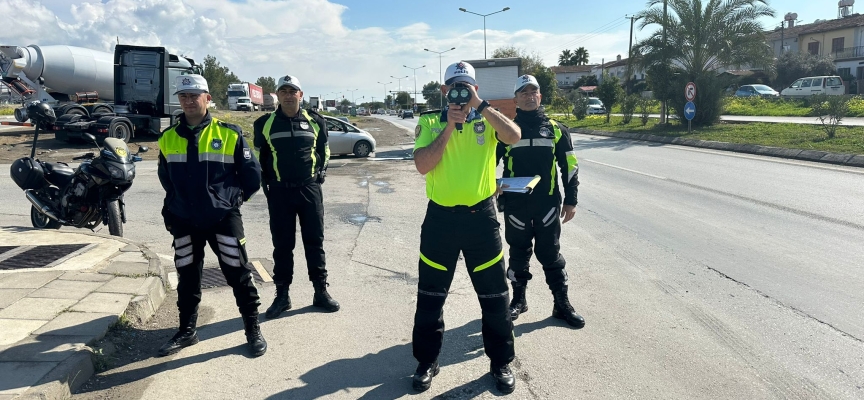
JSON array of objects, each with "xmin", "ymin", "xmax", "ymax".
[
  {"xmin": 582, "ymin": 159, "xmax": 667, "ymax": 180},
  {"xmin": 574, "ymin": 135, "xmax": 864, "ymax": 175}
]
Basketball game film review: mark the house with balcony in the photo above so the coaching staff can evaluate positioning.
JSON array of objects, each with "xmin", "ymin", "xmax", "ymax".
[
  {"xmin": 795, "ymin": 12, "xmax": 864, "ymax": 79},
  {"xmin": 592, "ymin": 55, "xmax": 646, "ymax": 85}
]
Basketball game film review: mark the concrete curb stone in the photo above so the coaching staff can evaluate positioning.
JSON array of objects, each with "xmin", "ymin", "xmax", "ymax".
[
  {"xmin": 571, "ymin": 128, "xmax": 863, "ymax": 168},
  {"xmin": 3, "ymin": 230, "xmax": 167, "ymax": 400}
]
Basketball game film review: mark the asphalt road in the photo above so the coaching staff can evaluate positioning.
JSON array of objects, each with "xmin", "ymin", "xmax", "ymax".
[{"xmin": 1, "ymin": 134, "xmax": 863, "ymax": 398}]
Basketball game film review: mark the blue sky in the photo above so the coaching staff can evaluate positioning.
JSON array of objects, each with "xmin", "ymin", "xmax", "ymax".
[{"xmin": 1, "ymin": 0, "xmax": 850, "ymax": 102}]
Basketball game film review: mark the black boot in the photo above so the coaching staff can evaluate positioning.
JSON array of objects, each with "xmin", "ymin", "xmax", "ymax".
[
  {"xmin": 509, "ymin": 282, "xmax": 528, "ymax": 320},
  {"xmin": 265, "ymin": 282, "xmax": 291, "ymax": 319},
  {"xmin": 490, "ymin": 362, "xmax": 516, "ymax": 394},
  {"xmin": 158, "ymin": 312, "xmax": 199, "ymax": 356},
  {"xmin": 552, "ymin": 286, "xmax": 585, "ymax": 328},
  {"xmin": 312, "ymin": 278, "xmax": 340, "ymax": 312},
  {"xmin": 243, "ymin": 314, "xmax": 267, "ymax": 357},
  {"xmin": 412, "ymin": 361, "xmax": 440, "ymax": 392}
]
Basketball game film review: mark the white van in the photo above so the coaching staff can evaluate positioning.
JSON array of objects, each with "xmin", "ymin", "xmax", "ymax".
[{"xmin": 780, "ymin": 76, "xmax": 845, "ymax": 97}]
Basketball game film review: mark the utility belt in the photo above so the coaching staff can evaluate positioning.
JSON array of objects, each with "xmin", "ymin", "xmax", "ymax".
[
  {"xmin": 266, "ymin": 176, "xmax": 316, "ymax": 188},
  {"xmin": 429, "ymin": 196, "xmax": 494, "ymax": 213}
]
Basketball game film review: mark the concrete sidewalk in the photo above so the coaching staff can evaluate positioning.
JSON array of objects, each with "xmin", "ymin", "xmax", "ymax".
[{"xmin": 0, "ymin": 227, "xmax": 165, "ymax": 400}]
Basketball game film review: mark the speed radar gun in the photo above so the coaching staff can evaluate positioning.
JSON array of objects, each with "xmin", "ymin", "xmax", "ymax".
[{"xmin": 447, "ymin": 83, "xmax": 472, "ymax": 131}]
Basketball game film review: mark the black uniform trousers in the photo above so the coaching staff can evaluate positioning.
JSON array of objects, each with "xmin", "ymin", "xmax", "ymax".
[
  {"xmin": 171, "ymin": 209, "xmax": 260, "ymax": 316},
  {"xmin": 413, "ymin": 197, "xmax": 515, "ymax": 366},
  {"xmin": 266, "ymin": 181, "xmax": 327, "ymax": 285},
  {"xmin": 502, "ymin": 193, "xmax": 568, "ymax": 291}
]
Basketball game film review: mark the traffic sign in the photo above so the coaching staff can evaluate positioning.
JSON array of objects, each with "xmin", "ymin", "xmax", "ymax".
[
  {"xmin": 684, "ymin": 101, "xmax": 696, "ymax": 120},
  {"xmin": 685, "ymin": 82, "xmax": 697, "ymax": 102}
]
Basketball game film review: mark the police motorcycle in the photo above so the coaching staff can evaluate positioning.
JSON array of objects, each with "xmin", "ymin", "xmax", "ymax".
[{"xmin": 9, "ymin": 101, "xmax": 148, "ymax": 237}]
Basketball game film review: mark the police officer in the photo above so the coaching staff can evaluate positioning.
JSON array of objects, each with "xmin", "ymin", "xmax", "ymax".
[
  {"xmin": 157, "ymin": 74, "xmax": 267, "ymax": 357},
  {"xmin": 497, "ymin": 75, "xmax": 584, "ymax": 328},
  {"xmin": 254, "ymin": 75, "xmax": 339, "ymax": 318},
  {"xmin": 411, "ymin": 61, "xmax": 521, "ymax": 394}
]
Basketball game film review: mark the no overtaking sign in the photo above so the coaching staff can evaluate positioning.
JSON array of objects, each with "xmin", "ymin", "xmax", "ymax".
[{"xmin": 685, "ymin": 82, "xmax": 697, "ymax": 102}]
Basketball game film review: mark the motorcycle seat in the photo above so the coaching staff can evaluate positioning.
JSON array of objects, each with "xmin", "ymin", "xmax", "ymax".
[{"xmin": 44, "ymin": 162, "xmax": 75, "ymax": 187}]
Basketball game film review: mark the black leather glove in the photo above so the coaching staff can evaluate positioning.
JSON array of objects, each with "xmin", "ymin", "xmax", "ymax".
[{"xmin": 317, "ymin": 170, "xmax": 326, "ymax": 184}]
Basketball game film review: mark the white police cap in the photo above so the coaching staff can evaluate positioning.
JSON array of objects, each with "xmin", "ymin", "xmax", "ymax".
[
  {"xmin": 444, "ymin": 61, "xmax": 476, "ymax": 86},
  {"xmin": 173, "ymin": 74, "xmax": 209, "ymax": 95},
  {"xmin": 514, "ymin": 74, "xmax": 540, "ymax": 94},
  {"xmin": 276, "ymin": 75, "xmax": 302, "ymax": 91}
]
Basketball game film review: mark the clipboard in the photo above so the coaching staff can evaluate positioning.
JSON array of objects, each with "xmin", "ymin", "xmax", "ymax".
[{"xmin": 497, "ymin": 175, "xmax": 541, "ymax": 194}]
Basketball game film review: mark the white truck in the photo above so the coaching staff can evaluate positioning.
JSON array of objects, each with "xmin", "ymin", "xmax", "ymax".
[
  {"xmin": 262, "ymin": 93, "xmax": 277, "ymax": 111},
  {"xmin": 227, "ymin": 82, "xmax": 263, "ymax": 111},
  {"xmin": 309, "ymin": 96, "xmax": 322, "ymax": 111}
]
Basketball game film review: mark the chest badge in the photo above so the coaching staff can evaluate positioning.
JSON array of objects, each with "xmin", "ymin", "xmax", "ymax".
[
  {"xmin": 539, "ymin": 127, "xmax": 553, "ymax": 138},
  {"xmin": 299, "ymin": 121, "xmax": 309, "ymax": 130},
  {"xmin": 476, "ymin": 133, "xmax": 485, "ymax": 145},
  {"xmin": 211, "ymin": 139, "xmax": 223, "ymax": 150},
  {"xmin": 473, "ymin": 123, "xmax": 486, "ymax": 134}
]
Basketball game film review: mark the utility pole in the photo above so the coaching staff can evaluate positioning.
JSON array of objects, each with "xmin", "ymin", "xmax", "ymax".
[
  {"xmin": 627, "ymin": 15, "xmax": 638, "ymax": 94},
  {"xmin": 661, "ymin": 0, "xmax": 668, "ymax": 124}
]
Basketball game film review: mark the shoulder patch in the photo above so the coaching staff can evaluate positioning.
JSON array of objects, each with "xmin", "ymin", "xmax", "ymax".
[
  {"xmin": 420, "ymin": 109, "xmax": 441, "ymax": 116},
  {"xmin": 415, "ymin": 125, "xmax": 422, "ymax": 139},
  {"xmin": 217, "ymin": 121, "xmax": 243, "ymax": 135}
]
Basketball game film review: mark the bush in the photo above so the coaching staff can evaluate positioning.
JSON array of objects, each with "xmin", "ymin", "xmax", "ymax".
[
  {"xmin": 637, "ymin": 97, "xmax": 656, "ymax": 126},
  {"xmin": 597, "ymin": 74, "xmax": 624, "ymax": 123},
  {"xmin": 0, "ymin": 106, "xmax": 14, "ymax": 116},
  {"xmin": 620, "ymin": 94, "xmax": 639, "ymax": 124},
  {"xmin": 811, "ymin": 94, "xmax": 851, "ymax": 138},
  {"xmin": 571, "ymin": 95, "xmax": 588, "ymax": 120}
]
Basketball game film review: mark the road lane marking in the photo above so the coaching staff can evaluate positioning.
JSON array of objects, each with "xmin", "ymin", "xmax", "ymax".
[
  {"xmin": 582, "ymin": 159, "xmax": 667, "ymax": 180},
  {"xmin": 251, "ymin": 260, "xmax": 273, "ymax": 282},
  {"xmin": 583, "ymin": 158, "xmax": 864, "ymax": 231},
  {"xmin": 574, "ymin": 135, "xmax": 864, "ymax": 175}
]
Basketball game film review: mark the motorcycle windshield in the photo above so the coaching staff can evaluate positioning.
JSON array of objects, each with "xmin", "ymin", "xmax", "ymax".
[{"xmin": 101, "ymin": 137, "xmax": 132, "ymax": 164}]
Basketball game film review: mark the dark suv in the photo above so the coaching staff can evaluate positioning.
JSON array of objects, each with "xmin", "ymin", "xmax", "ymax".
[{"xmin": 401, "ymin": 110, "xmax": 414, "ymax": 119}]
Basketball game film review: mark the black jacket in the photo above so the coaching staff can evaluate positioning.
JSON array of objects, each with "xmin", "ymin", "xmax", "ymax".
[
  {"xmin": 158, "ymin": 112, "xmax": 261, "ymax": 228},
  {"xmin": 497, "ymin": 109, "xmax": 579, "ymax": 205},
  {"xmin": 253, "ymin": 107, "xmax": 329, "ymax": 186}
]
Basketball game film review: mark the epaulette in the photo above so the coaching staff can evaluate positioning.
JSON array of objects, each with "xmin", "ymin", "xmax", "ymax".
[
  {"xmin": 217, "ymin": 120, "xmax": 244, "ymax": 135},
  {"xmin": 420, "ymin": 109, "xmax": 441, "ymax": 116}
]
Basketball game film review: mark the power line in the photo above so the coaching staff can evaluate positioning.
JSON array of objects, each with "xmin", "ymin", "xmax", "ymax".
[{"xmin": 536, "ymin": 16, "xmax": 629, "ymax": 59}]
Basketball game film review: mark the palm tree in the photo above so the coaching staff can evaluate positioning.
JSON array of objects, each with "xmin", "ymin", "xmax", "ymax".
[
  {"xmin": 558, "ymin": 49, "xmax": 575, "ymax": 66},
  {"xmin": 573, "ymin": 47, "xmax": 590, "ymax": 66},
  {"xmin": 633, "ymin": 0, "xmax": 774, "ymax": 125}
]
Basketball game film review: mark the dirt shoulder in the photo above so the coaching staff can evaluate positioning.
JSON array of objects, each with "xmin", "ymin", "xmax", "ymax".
[{"xmin": 0, "ymin": 112, "xmax": 410, "ymax": 164}]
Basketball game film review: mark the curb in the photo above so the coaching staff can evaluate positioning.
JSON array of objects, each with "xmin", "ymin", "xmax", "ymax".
[
  {"xmin": 15, "ymin": 232, "xmax": 166, "ymax": 400},
  {"xmin": 571, "ymin": 128, "xmax": 864, "ymax": 168}
]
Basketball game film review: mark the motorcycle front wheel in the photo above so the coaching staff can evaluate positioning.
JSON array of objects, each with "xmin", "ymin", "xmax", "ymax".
[
  {"xmin": 106, "ymin": 200, "xmax": 123, "ymax": 237},
  {"xmin": 31, "ymin": 206, "xmax": 61, "ymax": 230}
]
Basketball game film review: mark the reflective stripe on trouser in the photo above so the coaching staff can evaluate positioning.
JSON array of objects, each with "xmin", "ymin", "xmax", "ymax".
[
  {"xmin": 170, "ymin": 209, "xmax": 260, "ymax": 316},
  {"xmin": 502, "ymin": 194, "xmax": 568, "ymax": 291},
  {"xmin": 413, "ymin": 198, "xmax": 514, "ymax": 365},
  {"xmin": 267, "ymin": 182, "xmax": 327, "ymax": 285}
]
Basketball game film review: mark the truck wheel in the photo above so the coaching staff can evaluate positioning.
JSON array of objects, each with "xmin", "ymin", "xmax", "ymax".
[
  {"xmin": 91, "ymin": 105, "xmax": 112, "ymax": 116},
  {"xmin": 108, "ymin": 121, "xmax": 132, "ymax": 143},
  {"xmin": 106, "ymin": 200, "xmax": 123, "ymax": 237},
  {"xmin": 31, "ymin": 206, "xmax": 61, "ymax": 230}
]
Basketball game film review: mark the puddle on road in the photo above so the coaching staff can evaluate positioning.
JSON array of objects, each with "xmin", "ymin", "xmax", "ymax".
[
  {"xmin": 372, "ymin": 180, "xmax": 394, "ymax": 194},
  {"xmin": 345, "ymin": 214, "xmax": 382, "ymax": 226}
]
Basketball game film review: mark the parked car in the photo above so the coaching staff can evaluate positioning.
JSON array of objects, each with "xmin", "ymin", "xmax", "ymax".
[
  {"xmin": 780, "ymin": 76, "xmax": 845, "ymax": 97},
  {"xmin": 582, "ymin": 97, "xmax": 606, "ymax": 115},
  {"xmin": 323, "ymin": 116, "xmax": 376, "ymax": 157},
  {"xmin": 734, "ymin": 84, "xmax": 780, "ymax": 98},
  {"xmin": 401, "ymin": 110, "xmax": 414, "ymax": 119}
]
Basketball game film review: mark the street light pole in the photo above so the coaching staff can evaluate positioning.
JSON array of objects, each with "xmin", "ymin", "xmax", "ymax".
[
  {"xmin": 424, "ymin": 47, "xmax": 456, "ymax": 109},
  {"xmin": 390, "ymin": 75, "xmax": 408, "ymax": 108},
  {"xmin": 377, "ymin": 81, "xmax": 392, "ymax": 109},
  {"xmin": 403, "ymin": 65, "xmax": 425, "ymax": 111},
  {"xmin": 347, "ymin": 88, "xmax": 359, "ymax": 107},
  {"xmin": 459, "ymin": 7, "xmax": 510, "ymax": 58}
]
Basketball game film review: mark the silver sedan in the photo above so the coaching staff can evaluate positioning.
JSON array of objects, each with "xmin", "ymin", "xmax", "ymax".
[{"xmin": 323, "ymin": 116, "xmax": 377, "ymax": 157}]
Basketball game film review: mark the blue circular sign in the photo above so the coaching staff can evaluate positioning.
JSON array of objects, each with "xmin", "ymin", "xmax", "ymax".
[{"xmin": 684, "ymin": 101, "xmax": 696, "ymax": 121}]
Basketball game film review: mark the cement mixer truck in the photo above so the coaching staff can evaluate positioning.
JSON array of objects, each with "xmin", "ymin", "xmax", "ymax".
[{"xmin": 0, "ymin": 44, "xmax": 200, "ymax": 142}]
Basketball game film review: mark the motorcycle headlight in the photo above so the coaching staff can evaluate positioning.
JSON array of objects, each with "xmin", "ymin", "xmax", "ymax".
[{"xmin": 107, "ymin": 164, "xmax": 124, "ymax": 179}]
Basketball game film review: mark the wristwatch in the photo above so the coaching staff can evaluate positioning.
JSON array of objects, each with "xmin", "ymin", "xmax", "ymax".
[{"xmin": 477, "ymin": 100, "xmax": 490, "ymax": 114}]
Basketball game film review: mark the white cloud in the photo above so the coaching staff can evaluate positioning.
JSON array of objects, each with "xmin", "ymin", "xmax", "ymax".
[{"xmin": 0, "ymin": 0, "xmax": 634, "ymax": 100}]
